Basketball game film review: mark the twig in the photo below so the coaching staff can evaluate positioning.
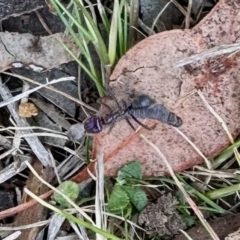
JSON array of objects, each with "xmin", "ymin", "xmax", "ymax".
[{"xmin": 0, "ymin": 190, "xmax": 53, "ymax": 220}]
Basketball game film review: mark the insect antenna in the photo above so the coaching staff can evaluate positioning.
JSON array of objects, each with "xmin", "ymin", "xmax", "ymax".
[
  {"xmin": 106, "ymin": 85, "xmax": 121, "ymax": 109},
  {"xmin": 97, "ymin": 98, "xmax": 113, "ymax": 112}
]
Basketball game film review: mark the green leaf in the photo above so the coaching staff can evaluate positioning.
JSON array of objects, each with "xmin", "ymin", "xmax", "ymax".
[
  {"xmin": 74, "ymin": 0, "xmax": 109, "ymax": 65},
  {"xmin": 117, "ymin": 161, "xmax": 142, "ymax": 183},
  {"xmin": 53, "ymin": 181, "xmax": 80, "ymax": 207},
  {"xmin": 180, "ymin": 213, "xmax": 196, "ymax": 227},
  {"xmin": 108, "ymin": 0, "xmax": 119, "ymax": 65},
  {"xmin": 123, "ymin": 185, "xmax": 148, "ymax": 212},
  {"xmin": 96, "ymin": 0, "xmax": 110, "ymax": 33},
  {"xmin": 108, "ymin": 184, "xmax": 130, "ymax": 214},
  {"xmin": 49, "ymin": 0, "xmax": 105, "ymax": 96}
]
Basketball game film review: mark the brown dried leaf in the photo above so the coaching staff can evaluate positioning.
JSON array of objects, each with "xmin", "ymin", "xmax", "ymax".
[
  {"xmin": 93, "ymin": 0, "xmax": 240, "ymax": 177},
  {"xmin": 18, "ymin": 102, "xmax": 39, "ymax": 118}
]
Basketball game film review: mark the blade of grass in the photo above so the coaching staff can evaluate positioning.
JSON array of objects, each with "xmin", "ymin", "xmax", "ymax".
[
  {"xmin": 74, "ymin": 0, "xmax": 109, "ymax": 65},
  {"xmin": 212, "ymin": 139, "xmax": 240, "ymax": 169},
  {"xmin": 123, "ymin": 2, "xmax": 129, "ymax": 53},
  {"xmin": 2, "ymin": 72, "xmax": 97, "ymax": 112},
  {"xmin": 50, "ymin": 0, "xmax": 94, "ymax": 41},
  {"xmin": 177, "ymin": 175, "xmax": 226, "ymax": 214},
  {"xmin": 24, "ymin": 188, "xmax": 124, "ymax": 240},
  {"xmin": 117, "ymin": 0, "xmax": 124, "ymax": 57},
  {"xmin": 206, "ymin": 183, "xmax": 240, "ymax": 200},
  {"xmin": 108, "ymin": 0, "xmax": 119, "ymax": 65},
  {"xmin": 97, "ymin": 0, "xmax": 111, "ymax": 33},
  {"xmin": 141, "ymin": 134, "xmax": 220, "ymax": 240},
  {"xmin": 129, "ymin": 0, "xmax": 139, "ymax": 47},
  {"xmin": 72, "ymin": 1, "xmax": 104, "ymax": 94},
  {"xmin": 197, "ymin": 90, "xmax": 240, "ymax": 166},
  {"xmin": 58, "ymin": 40, "xmax": 105, "ymax": 96},
  {"xmin": 50, "ymin": 0, "xmax": 105, "ymax": 95},
  {"xmin": 50, "ymin": 0, "xmax": 93, "ymax": 41}
]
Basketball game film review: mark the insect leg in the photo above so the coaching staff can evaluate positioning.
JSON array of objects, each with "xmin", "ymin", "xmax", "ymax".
[
  {"xmin": 106, "ymin": 122, "xmax": 116, "ymax": 134},
  {"xmin": 124, "ymin": 116, "xmax": 136, "ymax": 131},
  {"xmin": 130, "ymin": 113, "xmax": 153, "ymax": 130}
]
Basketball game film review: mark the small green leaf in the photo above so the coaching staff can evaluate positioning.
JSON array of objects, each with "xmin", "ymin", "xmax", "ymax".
[
  {"xmin": 123, "ymin": 185, "xmax": 148, "ymax": 211},
  {"xmin": 108, "ymin": 184, "xmax": 130, "ymax": 214},
  {"xmin": 180, "ymin": 214, "xmax": 196, "ymax": 227},
  {"xmin": 53, "ymin": 181, "xmax": 80, "ymax": 207},
  {"xmin": 117, "ymin": 161, "xmax": 142, "ymax": 183}
]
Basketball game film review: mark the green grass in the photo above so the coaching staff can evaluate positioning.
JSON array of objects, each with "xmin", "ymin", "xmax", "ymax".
[{"xmin": 49, "ymin": 0, "xmax": 131, "ymax": 97}]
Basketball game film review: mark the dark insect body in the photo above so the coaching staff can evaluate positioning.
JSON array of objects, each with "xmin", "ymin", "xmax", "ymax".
[{"xmin": 83, "ymin": 93, "xmax": 182, "ymax": 134}]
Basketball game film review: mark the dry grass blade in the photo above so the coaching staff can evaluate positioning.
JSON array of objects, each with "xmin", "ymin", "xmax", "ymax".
[
  {"xmin": 175, "ymin": 42, "xmax": 240, "ymax": 67},
  {"xmin": 30, "ymin": 98, "xmax": 71, "ymax": 130},
  {"xmin": 35, "ymin": 10, "xmax": 53, "ymax": 35},
  {"xmin": 3, "ymin": 231, "xmax": 21, "ymax": 239},
  {"xmin": 174, "ymin": 127, "xmax": 212, "ymax": 169},
  {"xmin": 185, "ymin": 0, "xmax": 193, "ymax": 29},
  {"xmin": 0, "ymin": 76, "xmax": 53, "ymax": 167},
  {"xmin": 0, "ymin": 77, "xmax": 74, "ymax": 108},
  {"xmin": 95, "ymin": 154, "xmax": 107, "ymax": 240},
  {"xmin": 0, "ymin": 126, "xmax": 66, "ymax": 134},
  {"xmin": 0, "ymin": 148, "xmax": 18, "ymax": 161},
  {"xmin": 0, "ymin": 220, "xmax": 50, "ymax": 231},
  {"xmin": 0, "ymin": 157, "xmax": 33, "ymax": 184},
  {"xmin": 172, "ymin": 0, "xmax": 193, "ymax": 19},
  {"xmin": 129, "ymin": 0, "xmax": 139, "ymax": 46},
  {"xmin": 2, "ymin": 72, "xmax": 97, "ymax": 113},
  {"xmin": 69, "ymin": 220, "xmax": 89, "ymax": 239},
  {"xmin": 47, "ymin": 213, "xmax": 65, "ymax": 240},
  {"xmin": 151, "ymin": 0, "xmax": 172, "ymax": 30},
  {"xmin": 18, "ymin": 132, "xmax": 67, "ymax": 140},
  {"xmin": 140, "ymin": 134, "xmax": 220, "ymax": 240},
  {"xmin": 0, "ymin": 190, "xmax": 53, "ymax": 220},
  {"xmin": 185, "ymin": 168, "xmax": 240, "ymax": 179},
  {"xmin": 197, "ymin": 90, "xmax": 240, "ymax": 166},
  {"xmin": 25, "ymin": 161, "xmax": 95, "ymax": 225}
]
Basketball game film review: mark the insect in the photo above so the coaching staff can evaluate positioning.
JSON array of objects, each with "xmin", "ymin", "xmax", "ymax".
[
  {"xmin": 83, "ymin": 91, "xmax": 182, "ymax": 134},
  {"xmin": 27, "ymin": 36, "xmax": 42, "ymax": 53}
]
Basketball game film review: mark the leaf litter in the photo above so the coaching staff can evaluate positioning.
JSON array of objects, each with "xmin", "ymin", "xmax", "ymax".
[
  {"xmin": 0, "ymin": 1, "xmax": 239, "ymax": 239},
  {"xmin": 0, "ymin": 2, "xmax": 88, "ymax": 236}
]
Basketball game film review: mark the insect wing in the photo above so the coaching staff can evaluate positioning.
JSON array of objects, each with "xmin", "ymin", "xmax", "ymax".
[
  {"xmin": 143, "ymin": 104, "xmax": 182, "ymax": 127},
  {"xmin": 131, "ymin": 95, "xmax": 155, "ymax": 109}
]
